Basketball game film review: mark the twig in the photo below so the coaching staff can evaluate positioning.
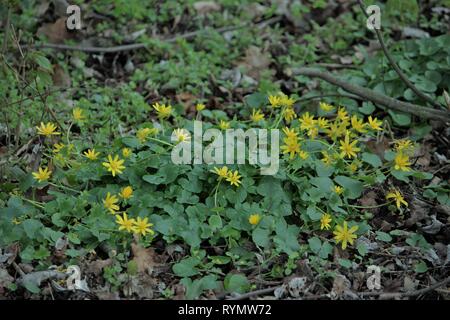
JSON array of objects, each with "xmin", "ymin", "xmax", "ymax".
[
  {"xmin": 12, "ymin": 262, "xmax": 26, "ymax": 277},
  {"xmin": 358, "ymin": 276, "xmax": 450, "ymax": 299},
  {"xmin": 226, "ymin": 286, "xmax": 278, "ymax": 300},
  {"xmin": 291, "ymin": 67, "xmax": 450, "ymax": 121},
  {"xmin": 357, "ymin": 0, "xmax": 443, "ymax": 109},
  {"xmin": 2, "ymin": 7, "xmax": 11, "ymax": 54},
  {"xmin": 24, "ymin": 17, "xmax": 282, "ymax": 53}
]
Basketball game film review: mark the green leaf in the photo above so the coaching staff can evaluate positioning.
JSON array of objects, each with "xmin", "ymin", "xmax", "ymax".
[
  {"xmin": 306, "ymin": 206, "xmax": 322, "ymax": 221},
  {"xmin": 414, "ymin": 260, "xmax": 428, "ymax": 273},
  {"xmin": 362, "ymin": 153, "xmax": 382, "ymax": 168},
  {"xmin": 319, "ymin": 241, "xmax": 333, "ymax": 259},
  {"xmin": 376, "ymin": 231, "xmax": 392, "ymax": 242},
  {"xmin": 388, "ymin": 110, "xmax": 411, "ymax": 126},
  {"xmin": 252, "ymin": 227, "xmax": 270, "ymax": 248},
  {"xmin": 308, "ymin": 237, "xmax": 322, "ymax": 254},
  {"xmin": 181, "ymin": 275, "xmax": 219, "ymax": 299},
  {"xmin": 338, "ymin": 258, "xmax": 353, "ymax": 269},
  {"xmin": 357, "ymin": 243, "xmax": 368, "ymax": 256},
  {"xmin": 22, "ymin": 219, "xmax": 43, "ymax": 239},
  {"xmin": 334, "ymin": 176, "xmax": 363, "ymax": 199},
  {"xmin": 173, "ymin": 257, "xmax": 200, "ymax": 277},
  {"xmin": 208, "ymin": 215, "xmax": 222, "ymax": 230},
  {"xmin": 224, "ymin": 274, "xmax": 250, "ymax": 294},
  {"xmin": 23, "ymin": 281, "xmax": 41, "ymax": 294}
]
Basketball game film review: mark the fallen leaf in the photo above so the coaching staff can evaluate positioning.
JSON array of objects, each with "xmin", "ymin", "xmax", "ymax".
[
  {"xmin": 131, "ymin": 242, "xmax": 157, "ymax": 275},
  {"xmin": 52, "ymin": 64, "xmax": 72, "ymax": 88},
  {"xmin": 193, "ymin": 1, "xmax": 221, "ymax": 15},
  {"xmin": 37, "ymin": 17, "xmax": 72, "ymax": 44},
  {"xmin": 236, "ymin": 46, "xmax": 272, "ymax": 81}
]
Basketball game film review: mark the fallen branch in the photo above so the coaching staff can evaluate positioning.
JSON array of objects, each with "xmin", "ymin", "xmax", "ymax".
[
  {"xmin": 357, "ymin": 0, "xmax": 443, "ymax": 110},
  {"xmin": 291, "ymin": 67, "xmax": 450, "ymax": 122},
  {"xmin": 24, "ymin": 17, "xmax": 282, "ymax": 54},
  {"xmin": 226, "ymin": 286, "xmax": 278, "ymax": 300},
  {"xmin": 358, "ymin": 276, "xmax": 450, "ymax": 299}
]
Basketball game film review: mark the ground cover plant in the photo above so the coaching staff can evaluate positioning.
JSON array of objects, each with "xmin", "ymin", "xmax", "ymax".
[{"xmin": 0, "ymin": 0, "xmax": 449, "ymax": 300}]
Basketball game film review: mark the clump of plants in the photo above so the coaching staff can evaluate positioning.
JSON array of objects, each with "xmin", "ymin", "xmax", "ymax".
[{"xmin": 0, "ymin": 89, "xmax": 431, "ymax": 297}]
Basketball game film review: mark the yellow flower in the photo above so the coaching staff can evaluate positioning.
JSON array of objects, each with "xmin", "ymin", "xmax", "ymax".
[
  {"xmin": 351, "ymin": 115, "xmax": 367, "ymax": 133},
  {"xmin": 173, "ymin": 128, "xmax": 191, "ymax": 143},
  {"xmin": 133, "ymin": 217, "xmax": 155, "ymax": 237},
  {"xmin": 283, "ymin": 107, "xmax": 297, "ymax": 123},
  {"xmin": 299, "ymin": 150, "xmax": 309, "ymax": 160},
  {"xmin": 212, "ymin": 166, "xmax": 229, "ymax": 179},
  {"xmin": 53, "ymin": 143, "xmax": 65, "ymax": 153},
  {"xmin": 36, "ymin": 122, "xmax": 60, "ymax": 136},
  {"xmin": 12, "ymin": 218, "xmax": 22, "ymax": 225},
  {"xmin": 196, "ymin": 103, "xmax": 206, "ymax": 112},
  {"xmin": 268, "ymin": 95, "xmax": 281, "ymax": 108},
  {"xmin": 281, "ymin": 138, "xmax": 301, "ymax": 159},
  {"xmin": 103, "ymin": 192, "xmax": 119, "ymax": 214},
  {"xmin": 326, "ymin": 120, "xmax": 347, "ymax": 140},
  {"xmin": 317, "ymin": 117, "xmax": 329, "ymax": 129},
  {"xmin": 334, "ymin": 185, "xmax": 344, "ymax": 195},
  {"xmin": 152, "ymin": 102, "xmax": 172, "ymax": 119},
  {"xmin": 249, "ymin": 214, "xmax": 261, "ymax": 225},
  {"xmin": 306, "ymin": 126, "xmax": 319, "ymax": 138},
  {"xmin": 282, "ymin": 127, "xmax": 298, "ymax": 141},
  {"xmin": 321, "ymin": 151, "xmax": 333, "ymax": 166},
  {"xmin": 386, "ymin": 189, "xmax": 408, "ymax": 209},
  {"xmin": 348, "ymin": 160, "xmax": 360, "ymax": 173},
  {"xmin": 250, "ymin": 109, "xmax": 265, "ymax": 122},
  {"xmin": 336, "ymin": 107, "xmax": 350, "ymax": 123},
  {"xmin": 319, "ymin": 102, "xmax": 334, "ymax": 112},
  {"xmin": 394, "ymin": 139, "xmax": 414, "ymax": 153},
  {"xmin": 299, "ymin": 112, "xmax": 316, "ymax": 131},
  {"xmin": 320, "ymin": 213, "xmax": 332, "ymax": 230},
  {"xmin": 393, "ymin": 152, "xmax": 411, "ymax": 171},
  {"xmin": 137, "ymin": 128, "xmax": 152, "ymax": 143},
  {"xmin": 102, "ymin": 154, "xmax": 125, "ymax": 177},
  {"xmin": 339, "ymin": 133, "xmax": 360, "ymax": 159},
  {"xmin": 333, "ymin": 221, "xmax": 358, "ymax": 250},
  {"xmin": 122, "ymin": 148, "xmax": 132, "ymax": 158},
  {"xmin": 119, "ymin": 186, "xmax": 133, "ymax": 199},
  {"xmin": 32, "ymin": 166, "xmax": 52, "ymax": 182},
  {"xmin": 72, "ymin": 108, "xmax": 86, "ymax": 122},
  {"xmin": 84, "ymin": 149, "xmax": 100, "ymax": 160},
  {"xmin": 219, "ymin": 120, "xmax": 230, "ymax": 130},
  {"xmin": 367, "ymin": 116, "xmax": 383, "ymax": 131},
  {"xmin": 116, "ymin": 213, "xmax": 135, "ymax": 232},
  {"xmin": 226, "ymin": 170, "xmax": 242, "ymax": 187},
  {"xmin": 280, "ymin": 94, "xmax": 295, "ymax": 108}
]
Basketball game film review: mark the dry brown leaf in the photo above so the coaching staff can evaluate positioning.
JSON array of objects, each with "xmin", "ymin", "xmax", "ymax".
[
  {"xmin": 52, "ymin": 64, "xmax": 72, "ymax": 87},
  {"xmin": 86, "ymin": 258, "xmax": 113, "ymax": 276},
  {"xmin": 131, "ymin": 242, "xmax": 157, "ymax": 275},
  {"xmin": 236, "ymin": 46, "xmax": 272, "ymax": 81},
  {"xmin": 36, "ymin": 18, "xmax": 72, "ymax": 44},
  {"xmin": 193, "ymin": 1, "xmax": 221, "ymax": 15}
]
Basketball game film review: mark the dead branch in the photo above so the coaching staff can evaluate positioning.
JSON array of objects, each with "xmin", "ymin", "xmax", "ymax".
[
  {"xmin": 292, "ymin": 67, "xmax": 450, "ymax": 122},
  {"xmin": 23, "ymin": 17, "xmax": 282, "ymax": 54}
]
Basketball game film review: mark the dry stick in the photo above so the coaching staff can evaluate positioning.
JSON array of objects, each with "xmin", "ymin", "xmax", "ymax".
[
  {"xmin": 358, "ymin": 276, "xmax": 450, "ymax": 299},
  {"xmin": 1, "ymin": 7, "xmax": 11, "ymax": 53},
  {"xmin": 27, "ymin": 16, "xmax": 282, "ymax": 53},
  {"xmin": 227, "ymin": 286, "xmax": 278, "ymax": 301},
  {"xmin": 291, "ymin": 67, "xmax": 450, "ymax": 122},
  {"xmin": 228, "ymin": 276, "xmax": 450, "ymax": 300},
  {"xmin": 357, "ymin": 0, "xmax": 443, "ymax": 110}
]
